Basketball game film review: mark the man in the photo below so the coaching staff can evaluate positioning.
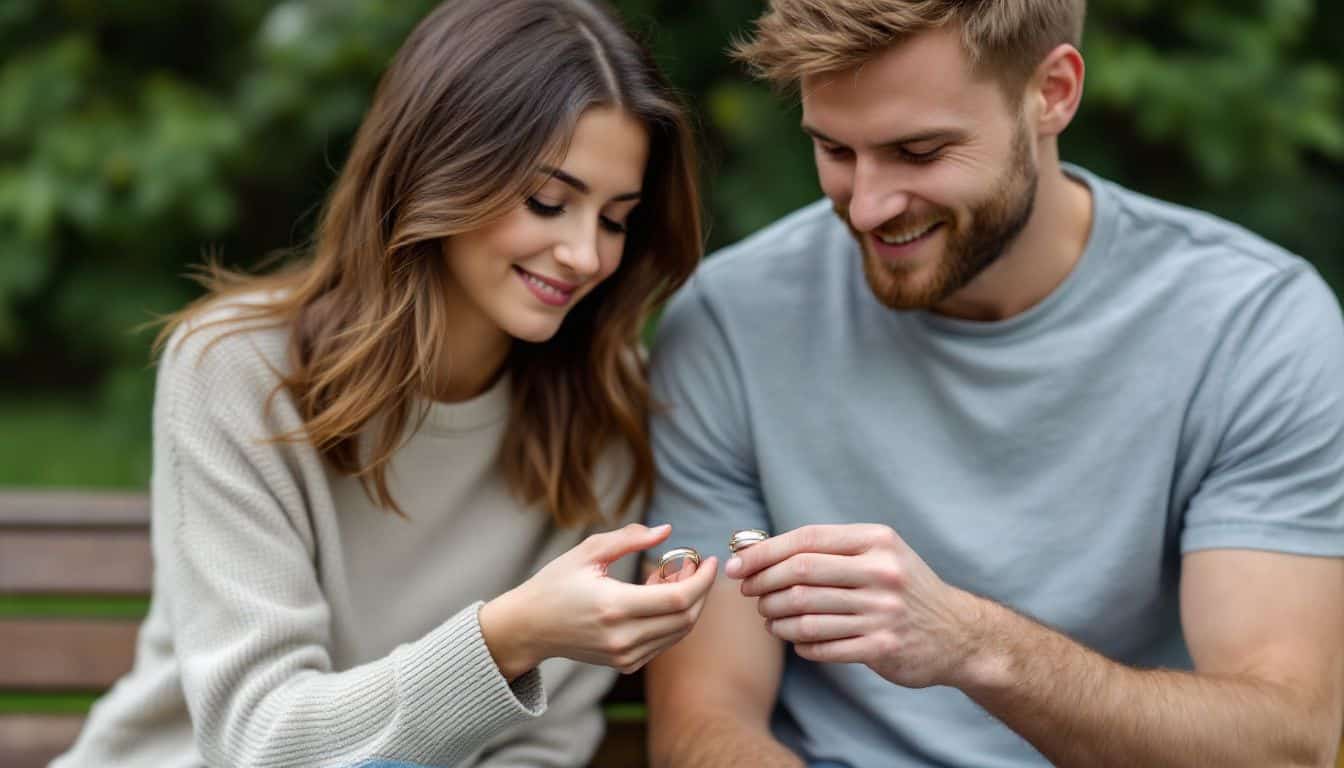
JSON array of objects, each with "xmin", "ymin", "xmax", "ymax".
[{"xmin": 643, "ymin": 1, "xmax": 1344, "ymax": 766}]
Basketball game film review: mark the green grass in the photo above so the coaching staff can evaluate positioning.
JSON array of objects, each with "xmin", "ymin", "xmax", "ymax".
[
  {"xmin": 602, "ymin": 702, "xmax": 648, "ymax": 722},
  {"xmin": 0, "ymin": 399, "xmax": 150, "ymax": 488},
  {"xmin": 0, "ymin": 693, "xmax": 101, "ymax": 715},
  {"xmin": 0, "ymin": 595, "xmax": 150, "ymax": 619}
]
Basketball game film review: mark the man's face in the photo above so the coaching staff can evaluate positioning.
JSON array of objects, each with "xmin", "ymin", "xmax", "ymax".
[{"xmin": 801, "ymin": 25, "xmax": 1039, "ymax": 311}]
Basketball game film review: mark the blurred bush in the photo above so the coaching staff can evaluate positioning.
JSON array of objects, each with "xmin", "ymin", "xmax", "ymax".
[{"xmin": 0, "ymin": 0, "xmax": 1340, "ymax": 486}]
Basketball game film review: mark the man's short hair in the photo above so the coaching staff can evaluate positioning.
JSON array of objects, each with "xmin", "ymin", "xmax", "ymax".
[{"xmin": 734, "ymin": 0, "xmax": 1086, "ymax": 96}]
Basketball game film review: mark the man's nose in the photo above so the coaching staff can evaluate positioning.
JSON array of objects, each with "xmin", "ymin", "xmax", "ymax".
[{"xmin": 846, "ymin": 159, "xmax": 910, "ymax": 233}]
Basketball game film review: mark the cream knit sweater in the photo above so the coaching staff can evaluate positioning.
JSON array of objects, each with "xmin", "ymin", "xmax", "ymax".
[{"xmin": 52, "ymin": 304, "xmax": 638, "ymax": 767}]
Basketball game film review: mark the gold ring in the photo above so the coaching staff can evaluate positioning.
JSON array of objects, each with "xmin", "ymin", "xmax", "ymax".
[
  {"xmin": 658, "ymin": 546, "xmax": 701, "ymax": 580},
  {"xmin": 729, "ymin": 529, "xmax": 768, "ymax": 553}
]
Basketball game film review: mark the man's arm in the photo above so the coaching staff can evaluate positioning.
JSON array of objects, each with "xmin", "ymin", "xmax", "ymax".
[
  {"xmin": 645, "ymin": 579, "xmax": 804, "ymax": 768},
  {"xmin": 959, "ymin": 548, "xmax": 1344, "ymax": 767},
  {"xmin": 733, "ymin": 526, "xmax": 1344, "ymax": 767}
]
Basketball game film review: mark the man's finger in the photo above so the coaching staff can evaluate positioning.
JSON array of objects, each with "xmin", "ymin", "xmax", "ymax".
[
  {"xmin": 725, "ymin": 524, "xmax": 878, "ymax": 579},
  {"xmin": 793, "ymin": 635, "xmax": 871, "ymax": 665},
  {"xmin": 739, "ymin": 553, "xmax": 867, "ymax": 596},
  {"xmin": 766, "ymin": 614, "xmax": 866, "ymax": 644},
  {"xmin": 756, "ymin": 584, "xmax": 860, "ymax": 619}
]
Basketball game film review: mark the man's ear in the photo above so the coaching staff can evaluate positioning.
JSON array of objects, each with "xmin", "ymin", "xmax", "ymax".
[{"xmin": 1030, "ymin": 44, "xmax": 1085, "ymax": 138}]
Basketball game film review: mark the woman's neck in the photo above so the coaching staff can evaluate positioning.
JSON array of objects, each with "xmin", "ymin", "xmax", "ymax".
[{"xmin": 428, "ymin": 311, "xmax": 512, "ymax": 403}]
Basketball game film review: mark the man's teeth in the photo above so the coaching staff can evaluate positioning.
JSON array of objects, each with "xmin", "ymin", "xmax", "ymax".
[
  {"xmin": 523, "ymin": 271, "xmax": 566, "ymax": 296},
  {"xmin": 877, "ymin": 222, "xmax": 939, "ymax": 245}
]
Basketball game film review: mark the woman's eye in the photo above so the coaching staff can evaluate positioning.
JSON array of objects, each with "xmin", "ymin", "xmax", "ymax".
[
  {"xmin": 820, "ymin": 144, "xmax": 851, "ymax": 159},
  {"xmin": 599, "ymin": 216, "xmax": 627, "ymax": 235},
  {"xmin": 526, "ymin": 197, "xmax": 564, "ymax": 217}
]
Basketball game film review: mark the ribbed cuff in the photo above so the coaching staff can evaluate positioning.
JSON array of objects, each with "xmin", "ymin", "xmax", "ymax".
[{"xmin": 390, "ymin": 601, "xmax": 546, "ymax": 763}]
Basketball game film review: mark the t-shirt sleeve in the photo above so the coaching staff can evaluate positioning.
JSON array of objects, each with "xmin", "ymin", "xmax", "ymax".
[
  {"xmin": 645, "ymin": 277, "xmax": 770, "ymax": 564},
  {"xmin": 1181, "ymin": 266, "xmax": 1344, "ymax": 555}
]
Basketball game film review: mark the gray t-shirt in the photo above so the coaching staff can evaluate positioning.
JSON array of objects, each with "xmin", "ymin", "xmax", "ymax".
[{"xmin": 646, "ymin": 166, "xmax": 1344, "ymax": 767}]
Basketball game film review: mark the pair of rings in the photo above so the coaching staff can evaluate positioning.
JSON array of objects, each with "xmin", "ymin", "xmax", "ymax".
[{"xmin": 656, "ymin": 528, "xmax": 769, "ymax": 579}]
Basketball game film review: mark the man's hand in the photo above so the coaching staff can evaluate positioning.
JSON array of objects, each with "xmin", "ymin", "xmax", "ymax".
[{"xmin": 726, "ymin": 523, "xmax": 981, "ymax": 688}]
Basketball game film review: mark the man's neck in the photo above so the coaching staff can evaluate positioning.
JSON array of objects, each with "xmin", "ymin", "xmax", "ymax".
[{"xmin": 933, "ymin": 156, "xmax": 1094, "ymax": 323}]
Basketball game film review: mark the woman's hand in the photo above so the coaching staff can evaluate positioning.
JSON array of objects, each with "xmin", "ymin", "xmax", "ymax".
[{"xmin": 480, "ymin": 524, "xmax": 717, "ymax": 679}]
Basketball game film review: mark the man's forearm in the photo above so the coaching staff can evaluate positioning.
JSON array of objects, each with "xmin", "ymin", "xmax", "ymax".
[
  {"xmin": 650, "ymin": 709, "xmax": 803, "ymax": 768},
  {"xmin": 956, "ymin": 597, "xmax": 1338, "ymax": 767}
]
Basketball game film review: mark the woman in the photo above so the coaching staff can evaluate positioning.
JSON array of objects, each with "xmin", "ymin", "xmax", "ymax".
[{"xmin": 52, "ymin": 1, "xmax": 715, "ymax": 765}]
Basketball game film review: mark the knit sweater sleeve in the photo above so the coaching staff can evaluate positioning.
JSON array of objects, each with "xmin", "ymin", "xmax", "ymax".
[{"xmin": 153, "ymin": 319, "xmax": 545, "ymax": 768}]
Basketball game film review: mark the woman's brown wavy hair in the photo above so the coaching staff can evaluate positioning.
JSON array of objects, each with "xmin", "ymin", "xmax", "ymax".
[{"xmin": 156, "ymin": 0, "xmax": 703, "ymax": 527}]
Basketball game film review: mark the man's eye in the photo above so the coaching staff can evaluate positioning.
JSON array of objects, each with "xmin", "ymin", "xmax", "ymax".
[
  {"xmin": 901, "ymin": 146, "xmax": 943, "ymax": 163},
  {"xmin": 525, "ymin": 197, "xmax": 564, "ymax": 217}
]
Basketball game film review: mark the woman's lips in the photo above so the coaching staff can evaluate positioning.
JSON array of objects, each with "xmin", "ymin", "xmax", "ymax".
[{"xmin": 515, "ymin": 266, "xmax": 576, "ymax": 307}]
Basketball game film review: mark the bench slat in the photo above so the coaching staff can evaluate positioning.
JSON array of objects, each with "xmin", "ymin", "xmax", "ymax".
[
  {"xmin": 0, "ymin": 714, "xmax": 84, "ymax": 768},
  {"xmin": 0, "ymin": 530, "xmax": 152, "ymax": 594},
  {"xmin": 0, "ymin": 620, "xmax": 139, "ymax": 690},
  {"xmin": 0, "ymin": 491, "xmax": 150, "ymax": 528}
]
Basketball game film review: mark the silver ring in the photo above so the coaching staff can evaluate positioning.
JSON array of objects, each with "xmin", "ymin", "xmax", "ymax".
[
  {"xmin": 729, "ymin": 529, "xmax": 768, "ymax": 553},
  {"xmin": 657, "ymin": 546, "xmax": 701, "ymax": 579}
]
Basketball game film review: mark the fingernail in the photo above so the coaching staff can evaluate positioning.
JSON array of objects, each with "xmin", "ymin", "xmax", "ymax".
[
  {"xmin": 651, "ymin": 523, "xmax": 670, "ymax": 533},
  {"xmin": 725, "ymin": 556, "xmax": 742, "ymax": 576}
]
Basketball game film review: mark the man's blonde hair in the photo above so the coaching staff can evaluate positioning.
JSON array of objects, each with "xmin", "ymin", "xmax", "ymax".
[{"xmin": 734, "ymin": 0, "xmax": 1085, "ymax": 95}]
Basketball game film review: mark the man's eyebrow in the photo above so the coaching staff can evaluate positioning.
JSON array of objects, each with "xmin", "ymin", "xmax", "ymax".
[
  {"xmin": 539, "ymin": 165, "xmax": 641, "ymax": 202},
  {"xmin": 801, "ymin": 124, "xmax": 966, "ymax": 149}
]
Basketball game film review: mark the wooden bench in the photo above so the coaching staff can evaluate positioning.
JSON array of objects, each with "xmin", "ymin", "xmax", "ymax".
[{"xmin": 0, "ymin": 490, "xmax": 647, "ymax": 767}]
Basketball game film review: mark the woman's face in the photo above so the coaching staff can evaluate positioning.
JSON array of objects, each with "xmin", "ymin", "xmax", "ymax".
[{"xmin": 443, "ymin": 106, "xmax": 649, "ymax": 344}]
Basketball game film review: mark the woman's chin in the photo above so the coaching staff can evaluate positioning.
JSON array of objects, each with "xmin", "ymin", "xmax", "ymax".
[{"xmin": 504, "ymin": 318, "xmax": 565, "ymax": 345}]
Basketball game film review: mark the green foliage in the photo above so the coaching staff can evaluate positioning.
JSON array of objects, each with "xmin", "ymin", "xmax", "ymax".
[
  {"xmin": 0, "ymin": 398, "xmax": 150, "ymax": 487},
  {"xmin": 1070, "ymin": 0, "xmax": 1344, "ymax": 287},
  {"xmin": 0, "ymin": 0, "xmax": 1340, "ymax": 488}
]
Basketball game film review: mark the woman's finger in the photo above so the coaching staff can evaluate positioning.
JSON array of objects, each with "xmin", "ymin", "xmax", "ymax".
[
  {"xmin": 645, "ymin": 553, "xmax": 698, "ymax": 584},
  {"xmin": 583, "ymin": 523, "xmax": 672, "ymax": 565},
  {"xmin": 624, "ymin": 610, "xmax": 697, "ymax": 648},
  {"xmin": 615, "ymin": 624, "xmax": 698, "ymax": 672},
  {"xmin": 621, "ymin": 556, "xmax": 718, "ymax": 617}
]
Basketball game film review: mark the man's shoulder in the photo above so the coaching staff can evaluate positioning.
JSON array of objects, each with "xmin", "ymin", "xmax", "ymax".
[
  {"xmin": 1097, "ymin": 170, "xmax": 1305, "ymax": 281},
  {"xmin": 673, "ymin": 198, "xmax": 851, "ymax": 316},
  {"xmin": 1088, "ymin": 169, "xmax": 1342, "ymax": 365}
]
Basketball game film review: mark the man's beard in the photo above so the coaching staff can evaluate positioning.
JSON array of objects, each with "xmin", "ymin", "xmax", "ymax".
[{"xmin": 839, "ymin": 124, "xmax": 1038, "ymax": 311}]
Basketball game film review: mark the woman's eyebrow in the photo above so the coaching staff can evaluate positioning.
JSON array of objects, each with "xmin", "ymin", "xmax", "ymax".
[{"xmin": 539, "ymin": 165, "xmax": 641, "ymax": 201}]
